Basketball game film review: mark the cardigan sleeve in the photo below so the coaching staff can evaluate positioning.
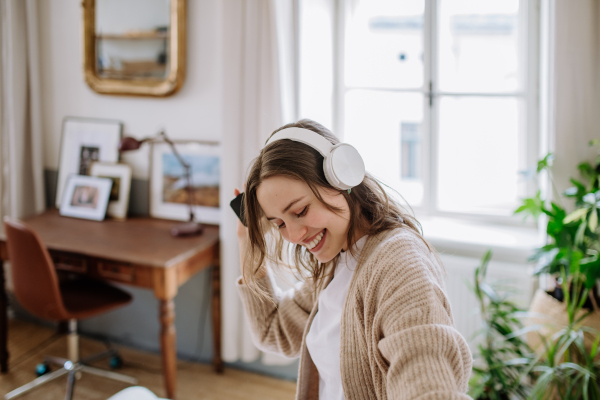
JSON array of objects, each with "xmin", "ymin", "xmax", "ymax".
[
  {"xmin": 236, "ymin": 270, "xmax": 315, "ymax": 358},
  {"xmin": 373, "ymin": 232, "xmax": 473, "ymax": 400}
]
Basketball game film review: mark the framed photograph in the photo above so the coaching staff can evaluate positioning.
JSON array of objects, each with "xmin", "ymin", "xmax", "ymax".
[
  {"xmin": 90, "ymin": 162, "xmax": 132, "ymax": 220},
  {"xmin": 55, "ymin": 117, "xmax": 122, "ymax": 207},
  {"xmin": 59, "ymin": 175, "xmax": 113, "ymax": 221},
  {"xmin": 150, "ymin": 141, "xmax": 220, "ymax": 224}
]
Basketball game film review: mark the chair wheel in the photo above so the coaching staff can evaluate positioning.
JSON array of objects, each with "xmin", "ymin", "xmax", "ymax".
[
  {"xmin": 109, "ymin": 355, "xmax": 123, "ymax": 369},
  {"xmin": 35, "ymin": 363, "xmax": 51, "ymax": 376}
]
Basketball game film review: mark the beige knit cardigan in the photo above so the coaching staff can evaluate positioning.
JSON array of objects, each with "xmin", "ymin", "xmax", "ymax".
[{"xmin": 237, "ymin": 227, "xmax": 473, "ymax": 400}]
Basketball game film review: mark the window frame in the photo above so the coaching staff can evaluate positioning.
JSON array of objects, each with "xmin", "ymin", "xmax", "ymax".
[{"xmin": 331, "ymin": 0, "xmax": 541, "ymax": 228}]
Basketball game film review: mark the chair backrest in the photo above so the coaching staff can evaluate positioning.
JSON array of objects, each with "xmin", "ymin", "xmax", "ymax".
[{"xmin": 3, "ymin": 217, "xmax": 69, "ymax": 321}]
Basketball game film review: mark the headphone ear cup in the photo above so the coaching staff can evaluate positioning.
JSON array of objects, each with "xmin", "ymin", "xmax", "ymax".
[
  {"xmin": 322, "ymin": 157, "xmax": 342, "ymax": 190},
  {"xmin": 328, "ymin": 144, "xmax": 365, "ymax": 190}
]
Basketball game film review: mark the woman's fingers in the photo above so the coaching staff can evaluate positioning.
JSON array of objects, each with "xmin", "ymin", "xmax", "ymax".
[{"xmin": 234, "ymin": 188, "xmax": 240, "ymax": 196}]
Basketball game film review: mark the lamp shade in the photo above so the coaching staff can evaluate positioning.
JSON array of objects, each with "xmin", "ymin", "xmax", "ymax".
[{"xmin": 119, "ymin": 137, "xmax": 144, "ymax": 152}]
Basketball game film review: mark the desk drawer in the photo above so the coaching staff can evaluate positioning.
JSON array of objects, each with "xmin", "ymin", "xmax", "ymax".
[
  {"xmin": 97, "ymin": 261, "xmax": 135, "ymax": 283},
  {"xmin": 53, "ymin": 254, "xmax": 87, "ymax": 274}
]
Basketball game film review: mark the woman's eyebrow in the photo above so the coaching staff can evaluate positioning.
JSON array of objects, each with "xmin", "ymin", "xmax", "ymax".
[{"xmin": 266, "ymin": 196, "xmax": 306, "ymax": 220}]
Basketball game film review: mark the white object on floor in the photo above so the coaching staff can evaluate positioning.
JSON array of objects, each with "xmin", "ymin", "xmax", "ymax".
[{"xmin": 107, "ymin": 387, "xmax": 166, "ymax": 400}]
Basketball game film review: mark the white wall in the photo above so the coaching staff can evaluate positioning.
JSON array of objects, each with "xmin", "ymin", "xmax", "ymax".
[
  {"xmin": 551, "ymin": 0, "xmax": 600, "ymax": 195},
  {"xmin": 38, "ymin": 0, "xmax": 223, "ymax": 179}
]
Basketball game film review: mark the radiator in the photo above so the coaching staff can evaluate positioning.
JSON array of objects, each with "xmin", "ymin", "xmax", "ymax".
[{"xmin": 439, "ymin": 254, "xmax": 537, "ymax": 351}]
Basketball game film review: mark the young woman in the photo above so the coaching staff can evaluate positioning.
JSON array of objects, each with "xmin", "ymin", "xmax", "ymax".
[{"xmin": 234, "ymin": 119, "xmax": 473, "ymax": 400}]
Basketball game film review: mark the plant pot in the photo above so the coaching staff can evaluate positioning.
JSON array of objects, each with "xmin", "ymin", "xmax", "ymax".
[{"xmin": 526, "ymin": 289, "xmax": 600, "ymax": 358}]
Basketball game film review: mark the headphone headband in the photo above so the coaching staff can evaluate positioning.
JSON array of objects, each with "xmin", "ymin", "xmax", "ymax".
[
  {"xmin": 264, "ymin": 126, "xmax": 366, "ymax": 190},
  {"xmin": 265, "ymin": 127, "xmax": 333, "ymax": 156}
]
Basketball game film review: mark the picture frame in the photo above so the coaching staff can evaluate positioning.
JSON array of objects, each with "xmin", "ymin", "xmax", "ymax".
[
  {"xmin": 59, "ymin": 175, "xmax": 113, "ymax": 221},
  {"xmin": 55, "ymin": 117, "xmax": 122, "ymax": 207},
  {"xmin": 150, "ymin": 141, "xmax": 220, "ymax": 224},
  {"xmin": 90, "ymin": 162, "xmax": 132, "ymax": 220}
]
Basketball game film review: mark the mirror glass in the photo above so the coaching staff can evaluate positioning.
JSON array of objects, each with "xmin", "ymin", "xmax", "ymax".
[{"xmin": 95, "ymin": 0, "xmax": 170, "ymax": 80}]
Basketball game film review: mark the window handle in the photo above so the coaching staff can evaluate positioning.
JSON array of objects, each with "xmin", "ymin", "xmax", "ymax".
[{"xmin": 428, "ymin": 81, "xmax": 434, "ymax": 107}]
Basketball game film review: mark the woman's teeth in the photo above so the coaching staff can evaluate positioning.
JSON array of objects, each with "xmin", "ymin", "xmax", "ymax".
[{"xmin": 306, "ymin": 230, "xmax": 324, "ymax": 250}]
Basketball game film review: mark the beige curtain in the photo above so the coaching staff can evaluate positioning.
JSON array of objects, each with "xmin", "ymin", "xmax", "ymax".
[
  {"xmin": 219, "ymin": 0, "xmax": 299, "ymax": 365},
  {"xmin": 0, "ymin": 0, "xmax": 45, "ymax": 295},
  {"xmin": 0, "ymin": 0, "xmax": 45, "ymax": 220}
]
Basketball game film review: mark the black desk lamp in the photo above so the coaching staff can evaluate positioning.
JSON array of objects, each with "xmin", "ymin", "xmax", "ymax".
[{"xmin": 119, "ymin": 130, "xmax": 204, "ymax": 237}]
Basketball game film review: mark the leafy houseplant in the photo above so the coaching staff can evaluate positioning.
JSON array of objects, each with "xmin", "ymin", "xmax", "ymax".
[
  {"xmin": 468, "ymin": 251, "xmax": 534, "ymax": 400},
  {"xmin": 515, "ymin": 147, "xmax": 600, "ymax": 309},
  {"xmin": 524, "ymin": 269, "xmax": 600, "ymax": 399},
  {"xmin": 512, "ymin": 143, "xmax": 600, "ymax": 398},
  {"xmin": 469, "ymin": 252, "xmax": 600, "ymax": 399}
]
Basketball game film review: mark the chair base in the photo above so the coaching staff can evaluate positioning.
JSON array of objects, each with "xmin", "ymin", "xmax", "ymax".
[{"xmin": 5, "ymin": 350, "xmax": 138, "ymax": 400}]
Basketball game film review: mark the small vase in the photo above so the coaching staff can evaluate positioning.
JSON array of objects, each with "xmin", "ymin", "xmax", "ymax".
[{"xmin": 526, "ymin": 289, "xmax": 600, "ymax": 358}]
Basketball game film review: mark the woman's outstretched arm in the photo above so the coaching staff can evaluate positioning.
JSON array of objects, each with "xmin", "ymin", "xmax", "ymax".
[{"xmin": 373, "ymin": 232, "xmax": 473, "ymax": 399}]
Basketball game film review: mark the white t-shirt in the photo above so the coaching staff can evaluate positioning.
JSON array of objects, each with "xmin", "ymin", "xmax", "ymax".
[{"xmin": 305, "ymin": 236, "xmax": 367, "ymax": 400}]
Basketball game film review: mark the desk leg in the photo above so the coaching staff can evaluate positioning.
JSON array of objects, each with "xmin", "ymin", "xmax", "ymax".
[
  {"xmin": 0, "ymin": 259, "xmax": 8, "ymax": 373},
  {"xmin": 160, "ymin": 299, "xmax": 177, "ymax": 399},
  {"xmin": 211, "ymin": 264, "xmax": 223, "ymax": 373}
]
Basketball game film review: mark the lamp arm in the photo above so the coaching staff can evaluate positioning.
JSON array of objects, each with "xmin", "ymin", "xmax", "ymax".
[
  {"xmin": 158, "ymin": 131, "xmax": 195, "ymax": 222},
  {"xmin": 158, "ymin": 131, "xmax": 190, "ymax": 170}
]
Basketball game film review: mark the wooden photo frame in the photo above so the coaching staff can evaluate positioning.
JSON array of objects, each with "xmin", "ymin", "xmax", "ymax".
[
  {"xmin": 90, "ymin": 162, "xmax": 132, "ymax": 220},
  {"xmin": 59, "ymin": 175, "xmax": 113, "ymax": 221},
  {"xmin": 55, "ymin": 117, "xmax": 122, "ymax": 207}
]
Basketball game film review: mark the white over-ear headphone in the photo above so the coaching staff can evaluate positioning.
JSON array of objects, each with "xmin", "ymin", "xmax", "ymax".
[{"xmin": 265, "ymin": 127, "xmax": 366, "ymax": 191}]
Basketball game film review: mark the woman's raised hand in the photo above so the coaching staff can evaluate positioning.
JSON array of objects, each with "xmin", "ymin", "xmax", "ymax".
[
  {"xmin": 234, "ymin": 188, "xmax": 249, "ymax": 278},
  {"xmin": 233, "ymin": 188, "xmax": 249, "ymax": 241},
  {"xmin": 234, "ymin": 188, "xmax": 267, "ymax": 281}
]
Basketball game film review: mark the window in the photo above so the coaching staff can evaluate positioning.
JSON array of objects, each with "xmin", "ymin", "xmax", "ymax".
[{"xmin": 299, "ymin": 0, "xmax": 539, "ymax": 223}]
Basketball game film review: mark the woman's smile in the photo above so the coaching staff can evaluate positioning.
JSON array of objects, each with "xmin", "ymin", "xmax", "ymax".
[{"xmin": 304, "ymin": 229, "xmax": 326, "ymax": 252}]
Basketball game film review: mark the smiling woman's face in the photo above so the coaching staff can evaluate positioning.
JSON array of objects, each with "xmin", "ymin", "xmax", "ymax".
[{"xmin": 256, "ymin": 176, "xmax": 350, "ymax": 263}]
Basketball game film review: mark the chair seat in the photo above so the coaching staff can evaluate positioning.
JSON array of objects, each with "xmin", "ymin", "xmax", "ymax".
[{"xmin": 60, "ymin": 279, "xmax": 132, "ymax": 320}]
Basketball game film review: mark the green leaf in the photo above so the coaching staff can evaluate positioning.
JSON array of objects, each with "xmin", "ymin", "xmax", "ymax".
[
  {"xmin": 564, "ymin": 208, "xmax": 589, "ymax": 224},
  {"xmin": 583, "ymin": 193, "xmax": 597, "ymax": 204},
  {"xmin": 570, "ymin": 251, "xmax": 583, "ymax": 275},
  {"xmin": 537, "ymin": 153, "xmax": 554, "ymax": 173},
  {"xmin": 514, "ymin": 191, "xmax": 545, "ymax": 221},
  {"xmin": 575, "ymin": 221, "xmax": 587, "ymax": 246},
  {"xmin": 590, "ymin": 208, "xmax": 598, "ymax": 231},
  {"xmin": 578, "ymin": 162, "xmax": 595, "ymax": 178}
]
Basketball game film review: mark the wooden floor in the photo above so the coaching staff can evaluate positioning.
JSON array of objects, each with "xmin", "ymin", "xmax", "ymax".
[{"xmin": 0, "ymin": 319, "xmax": 297, "ymax": 400}]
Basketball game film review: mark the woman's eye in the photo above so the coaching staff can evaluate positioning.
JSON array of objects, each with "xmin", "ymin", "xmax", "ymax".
[
  {"xmin": 276, "ymin": 206, "xmax": 307, "ymax": 229},
  {"xmin": 297, "ymin": 206, "xmax": 308, "ymax": 218}
]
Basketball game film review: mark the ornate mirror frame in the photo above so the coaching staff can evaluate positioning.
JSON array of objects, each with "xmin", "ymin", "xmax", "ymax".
[{"xmin": 82, "ymin": 0, "xmax": 186, "ymax": 97}]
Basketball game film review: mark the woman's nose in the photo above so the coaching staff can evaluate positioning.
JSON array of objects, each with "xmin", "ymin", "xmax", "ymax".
[{"xmin": 286, "ymin": 221, "xmax": 307, "ymax": 244}]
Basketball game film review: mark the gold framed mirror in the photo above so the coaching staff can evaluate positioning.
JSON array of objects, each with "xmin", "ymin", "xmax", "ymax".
[{"xmin": 82, "ymin": 0, "xmax": 186, "ymax": 97}]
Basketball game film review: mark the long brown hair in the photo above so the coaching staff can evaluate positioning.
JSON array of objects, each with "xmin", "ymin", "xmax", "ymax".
[{"xmin": 243, "ymin": 119, "xmax": 428, "ymax": 298}]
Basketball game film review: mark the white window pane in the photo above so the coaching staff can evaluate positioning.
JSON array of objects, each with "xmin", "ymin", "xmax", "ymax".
[
  {"xmin": 437, "ymin": 96, "xmax": 526, "ymax": 215},
  {"xmin": 438, "ymin": 0, "xmax": 522, "ymax": 93},
  {"xmin": 345, "ymin": 0, "xmax": 424, "ymax": 90},
  {"xmin": 344, "ymin": 90, "xmax": 424, "ymax": 207}
]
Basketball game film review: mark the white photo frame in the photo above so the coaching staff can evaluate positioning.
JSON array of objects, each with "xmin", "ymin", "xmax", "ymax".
[
  {"xmin": 55, "ymin": 117, "xmax": 122, "ymax": 207},
  {"xmin": 150, "ymin": 141, "xmax": 220, "ymax": 224},
  {"xmin": 59, "ymin": 175, "xmax": 113, "ymax": 221},
  {"xmin": 90, "ymin": 162, "xmax": 132, "ymax": 220}
]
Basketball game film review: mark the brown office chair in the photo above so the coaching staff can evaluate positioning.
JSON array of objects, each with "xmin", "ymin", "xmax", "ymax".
[{"xmin": 3, "ymin": 217, "xmax": 138, "ymax": 400}]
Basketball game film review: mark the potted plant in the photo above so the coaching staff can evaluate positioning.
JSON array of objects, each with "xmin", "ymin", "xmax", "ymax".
[
  {"xmin": 524, "ymin": 269, "xmax": 600, "ymax": 399},
  {"xmin": 468, "ymin": 250, "xmax": 534, "ymax": 400},
  {"xmin": 469, "ymin": 252, "xmax": 600, "ymax": 399},
  {"xmin": 515, "ymin": 145, "xmax": 600, "ymax": 331},
  {"xmin": 512, "ymin": 143, "xmax": 600, "ymax": 397}
]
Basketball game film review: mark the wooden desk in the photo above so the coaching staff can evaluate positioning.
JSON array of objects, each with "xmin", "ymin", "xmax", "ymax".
[{"xmin": 0, "ymin": 210, "xmax": 222, "ymax": 399}]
